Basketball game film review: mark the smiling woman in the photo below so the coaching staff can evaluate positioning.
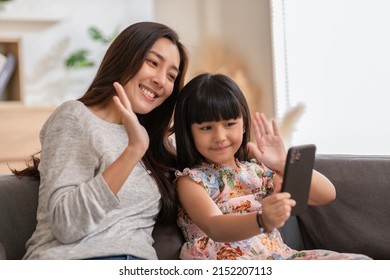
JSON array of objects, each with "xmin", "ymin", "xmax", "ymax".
[{"xmin": 11, "ymin": 21, "xmax": 189, "ymax": 260}]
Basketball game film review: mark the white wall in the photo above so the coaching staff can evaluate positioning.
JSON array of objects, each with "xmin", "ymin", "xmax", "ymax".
[
  {"xmin": 0, "ymin": 0, "xmax": 154, "ymax": 106},
  {"xmin": 154, "ymin": 0, "xmax": 276, "ymax": 117},
  {"xmin": 272, "ymin": 0, "xmax": 390, "ymax": 155},
  {"xmin": 0, "ymin": 0, "xmax": 276, "ymax": 116}
]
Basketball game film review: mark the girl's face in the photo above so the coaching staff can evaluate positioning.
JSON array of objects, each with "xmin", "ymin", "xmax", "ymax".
[
  {"xmin": 123, "ymin": 37, "xmax": 180, "ymax": 114},
  {"xmin": 191, "ymin": 117, "xmax": 245, "ymax": 168}
]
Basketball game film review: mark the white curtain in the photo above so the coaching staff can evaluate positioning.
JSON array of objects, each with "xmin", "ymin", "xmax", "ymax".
[{"xmin": 271, "ymin": 0, "xmax": 390, "ymax": 155}]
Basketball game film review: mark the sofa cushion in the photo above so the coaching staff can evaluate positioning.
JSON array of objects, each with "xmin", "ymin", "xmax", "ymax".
[
  {"xmin": 152, "ymin": 220, "xmax": 184, "ymax": 260},
  {"xmin": 299, "ymin": 154, "xmax": 390, "ymax": 260},
  {"xmin": 0, "ymin": 175, "xmax": 40, "ymax": 260},
  {"xmin": 278, "ymin": 216, "xmax": 306, "ymax": 251},
  {"xmin": 0, "ymin": 242, "xmax": 6, "ymax": 260}
]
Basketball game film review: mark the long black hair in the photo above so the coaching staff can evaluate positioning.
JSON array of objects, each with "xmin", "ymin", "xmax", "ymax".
[{"xmin": 174, "ymin": 73, "xmax": 251, "ymax": 171}]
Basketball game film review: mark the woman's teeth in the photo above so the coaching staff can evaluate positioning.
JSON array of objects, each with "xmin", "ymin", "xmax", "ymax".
[{"xmin": 141, "ymin": 87, "xmax": 156, "ymax": 98}]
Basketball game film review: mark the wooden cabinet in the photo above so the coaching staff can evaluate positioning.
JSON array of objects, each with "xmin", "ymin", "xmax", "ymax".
[
  {"xmin": 0, "ymin": 37, "xmax": 24, "ymax": 103},
  {"xmin": 0, "ymin": 104, "xmax": 54, "ymax": 174}
]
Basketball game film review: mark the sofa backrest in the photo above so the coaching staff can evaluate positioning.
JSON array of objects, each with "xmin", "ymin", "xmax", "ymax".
[
  {"xmin": 0, "ymin": 175, "xmax": 39, "ymax": 260},
  {"xmin": 0, "ymin": 174, "xmax": 185, "ymax": 260},
  {"xmin": 5, "ymin": 154, "xmax": 386, "ymax": 259},
  {"xmin": 299, "ymin": 154, "xmax": 390, "ymax": 260},
  {"xmin": 0, "ymin": 172, "xmax": 303, "ymax": 260}
]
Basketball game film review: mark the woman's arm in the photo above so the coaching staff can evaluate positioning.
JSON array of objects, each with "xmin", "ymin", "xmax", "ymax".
[
  {"xmin": 40, "ymin": 107, "xmax": 119, "ymax": 243},
  {"xmin": 102, "ymin": 82, "xmax": 149, "ymax": 194}
]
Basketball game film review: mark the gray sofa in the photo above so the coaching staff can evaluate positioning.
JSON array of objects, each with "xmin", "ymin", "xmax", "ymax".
[{"xmin": 1, "ymin": 154, "xmax": 390, "ymax": 260}]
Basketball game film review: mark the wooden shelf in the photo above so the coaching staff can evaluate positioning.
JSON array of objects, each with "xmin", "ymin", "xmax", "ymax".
[
  {"xmin": 0, "ymin": 16, "xmax": 61, "ymax": 24},
  {"xmin": 0, "ymin": 105, "xmax": 54, "ymax": 174}
]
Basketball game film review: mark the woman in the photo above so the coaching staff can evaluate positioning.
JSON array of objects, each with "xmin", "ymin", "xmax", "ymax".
[{"xmin": 16, "ymin": 21, "xmax": 189, "ymax": 260}]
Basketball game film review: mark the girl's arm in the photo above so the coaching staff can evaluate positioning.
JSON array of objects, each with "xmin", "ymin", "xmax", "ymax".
[
  {"xmin": 307, "ymin": 170, "xmax": 336, "ymax": 205},
  {"xmin": 177, "ymin": 175, "xmax": 294, "ymax": 242},
  {"xmin": 273, "ymin": 169, "xmax": 336, "ymax": 205},
  {"xmin": 247, "ymin": 112, "xmax": 336, "ymax": 206}
]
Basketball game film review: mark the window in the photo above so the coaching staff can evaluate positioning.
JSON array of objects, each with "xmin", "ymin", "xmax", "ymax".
[{"xmin": 271, "ymin": 0, "xmax": 390, "ymax": 155}]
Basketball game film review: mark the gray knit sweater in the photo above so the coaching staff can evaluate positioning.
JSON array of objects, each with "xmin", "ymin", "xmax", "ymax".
[{"xmin": 23, "ymin": 101, "xmax": 161, "ymax": 260}]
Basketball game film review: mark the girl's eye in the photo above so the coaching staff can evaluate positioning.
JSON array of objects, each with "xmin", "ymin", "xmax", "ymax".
[
  {"xmin": 226, "ymin": 122, "xmax": 236, "ymax": 127},
  {"xmin": 200, "ymin": 126, "xmax": 212, "ymax": 131}
]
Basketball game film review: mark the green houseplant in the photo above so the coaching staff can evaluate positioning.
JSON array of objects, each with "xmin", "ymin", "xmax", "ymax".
[{"xmin": 64, "ymin": 26, "xmax": 117, "ymax": 69}]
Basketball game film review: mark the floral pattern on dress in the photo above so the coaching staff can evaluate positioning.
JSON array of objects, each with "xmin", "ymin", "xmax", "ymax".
[{"xmin": 175, "ymin": 159, "xmax": 371, "ymax": 260}]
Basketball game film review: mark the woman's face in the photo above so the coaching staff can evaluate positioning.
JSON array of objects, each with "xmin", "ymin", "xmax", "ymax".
[{"xmin": 123, "ymin": 37, "xmax": 181, "ymax": 114}]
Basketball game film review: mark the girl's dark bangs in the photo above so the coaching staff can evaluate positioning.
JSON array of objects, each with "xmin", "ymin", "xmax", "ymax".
[{"xmin": 188, "ymin": 89, "xmax": 242, "ymax": 124}]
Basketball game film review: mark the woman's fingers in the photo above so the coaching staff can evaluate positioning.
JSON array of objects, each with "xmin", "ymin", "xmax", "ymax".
[{"xmin": 113, "ymin": 82, "xmax": 131, "ymax": 111}]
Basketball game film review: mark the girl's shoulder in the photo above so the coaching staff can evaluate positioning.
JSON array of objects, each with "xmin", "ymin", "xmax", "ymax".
[
  {"xmin": 175, "ymin": 164, "xmax": 217, "ymax": 183},
  {"xmin": 175, "ymin": 164, "xmax": 223, "ymax": 196},
  {"xmin": 243, "ymin": 159, "xmax": 275, "ymax": 179},
  {"xmin": 175, "ymin": 160, "xmax": 260, "ymax": 179}
]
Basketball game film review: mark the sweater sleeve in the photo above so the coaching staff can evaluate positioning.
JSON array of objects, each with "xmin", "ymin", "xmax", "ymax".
[{"xmin": 38, "ymin": 104, "xmax": 120, "ymax": 243}]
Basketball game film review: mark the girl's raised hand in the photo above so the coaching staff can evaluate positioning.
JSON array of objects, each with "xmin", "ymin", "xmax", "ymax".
[
  {"xmin": 247, "ymin": 112, "xmax": 286, "ymax": 174},
  {"xmin": 112, "ymin": 82, "xmax": 149, "ymax": 155}
]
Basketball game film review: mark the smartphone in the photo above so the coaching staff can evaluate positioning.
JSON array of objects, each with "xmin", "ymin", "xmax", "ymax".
[{"xmin": 281, "ymin": 144, "xmax": 316, "ymax": 216}]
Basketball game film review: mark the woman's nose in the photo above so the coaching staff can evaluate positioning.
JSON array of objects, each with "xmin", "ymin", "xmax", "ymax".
[{"xmin": 152, "ymin": 70, "xmax": 166, "ymax": 87}]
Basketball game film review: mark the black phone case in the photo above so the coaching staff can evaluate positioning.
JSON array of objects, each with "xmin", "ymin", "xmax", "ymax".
[{"xmin": 281, "ymin": 144, "xmax": 316, "ymax": 216}]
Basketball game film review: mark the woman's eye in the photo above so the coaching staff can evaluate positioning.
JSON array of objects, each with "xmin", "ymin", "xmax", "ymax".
[
  {"xmin": 200, "ymin": 126, "xmax": 211, "ymax": 131},
  {"xmin": 147, "ymin": 59, "xmax": 158, "ymax": 66},
  {"xmin": 167, "ymin": 73, "xmax": 177, "ymax": 81}
]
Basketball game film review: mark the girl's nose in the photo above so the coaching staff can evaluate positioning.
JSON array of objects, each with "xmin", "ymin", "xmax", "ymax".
[{"xmin": 214, "ymin": 126, "xmax": 226, "ymax": 143}]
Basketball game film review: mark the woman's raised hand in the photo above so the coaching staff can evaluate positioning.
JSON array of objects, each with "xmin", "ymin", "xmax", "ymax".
[
  {"xmin": 112, "ymin": 82, "xmax": 149, "ymax": 155},
  {"xmin": 247, "ymin": 112, "xmax": 286, "ymax": 174}
]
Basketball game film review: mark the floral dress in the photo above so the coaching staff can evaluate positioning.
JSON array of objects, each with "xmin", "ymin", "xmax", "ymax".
[{"xmin": 175, "ymin": 160, "xmax": 371, "ymax": 260}]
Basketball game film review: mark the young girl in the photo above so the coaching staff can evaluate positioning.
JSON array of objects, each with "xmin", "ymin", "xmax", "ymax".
[{"xmin": 173, "ymin": 73, "xmax": 371, "ymax": 260}]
